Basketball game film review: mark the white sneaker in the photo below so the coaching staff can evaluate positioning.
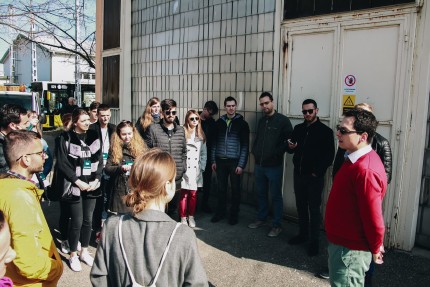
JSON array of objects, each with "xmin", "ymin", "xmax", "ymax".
[
  {"xmin": 69, "ymin": 255, "xmax": 82, "ymax": 272},
  {"xmin": 62, "ymin": 240, "xmax": 82, "ymax": 253},
  {"xmin": 80, "ymin": 251, "xmax": 94, "ymax": 267},
  {"xmin": 180, "ymin": 217, "xmax": 188, "ymax": 225},
  {"xmin": 188, "ymin": 216, "xmax": 196, "ymax": 228},
  {"xmin": 61, "ymin": 240, "xmax": 70, "ymax": 254}
]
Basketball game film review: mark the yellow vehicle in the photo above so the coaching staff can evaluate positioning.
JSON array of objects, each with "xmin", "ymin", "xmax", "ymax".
[{"xmin": 30, "ymin": 81, "xmax": 95, "ymax": 129}]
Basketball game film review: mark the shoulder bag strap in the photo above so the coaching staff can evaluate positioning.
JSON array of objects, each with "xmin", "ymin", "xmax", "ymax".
[
  {"xmin": 118, "ymin": 215, "xmax": 140, "ymax": 286},
  {"xmin": 149, "ymin": 223, "xmax": 181, "ymax": 286}
]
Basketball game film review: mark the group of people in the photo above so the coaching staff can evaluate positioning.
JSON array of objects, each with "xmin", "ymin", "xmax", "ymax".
[{"xmin": 0, "ymin": 92, "xmax": 391, "ymax": 287}]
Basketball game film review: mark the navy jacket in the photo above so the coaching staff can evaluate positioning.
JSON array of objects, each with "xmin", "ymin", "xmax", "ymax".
[{"xmin": 211, "ymin": 114, "xmax": 250, "ymax": 169}]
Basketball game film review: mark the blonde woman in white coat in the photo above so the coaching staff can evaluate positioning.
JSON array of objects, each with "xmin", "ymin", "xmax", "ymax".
[{"xmin": 179, "ymin": 110, "xmax": 207, "ymax": 227}]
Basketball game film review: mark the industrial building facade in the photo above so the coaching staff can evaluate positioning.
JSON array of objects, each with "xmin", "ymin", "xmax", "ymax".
[{"xmin": 96, "ymin": 0, "xmax": 430, "ymax": 251}]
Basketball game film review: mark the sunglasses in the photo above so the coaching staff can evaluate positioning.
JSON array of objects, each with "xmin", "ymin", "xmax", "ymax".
[
  {"xmin": 164, "ymin": 110, "xmax": 177, "ymax": 116},
  {"xmin": 302, "ymin": 109, "xmax": 314, "ymax": 115},
  {"xmin": 189, "ymin": 117, "xmax": 199, "ymax": 121},
  {"xmin": 336, "ymin": 125, "xmax": 363, "ymax": 135}
]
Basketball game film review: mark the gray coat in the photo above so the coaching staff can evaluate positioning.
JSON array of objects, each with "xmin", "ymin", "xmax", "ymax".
[
  {"xmin": 90, "ymin": 210, "xmax": 208, "ymax": 287},
  {"xmin": 145, "ymin": 120, "xmax": 187, "ymax": 184}
]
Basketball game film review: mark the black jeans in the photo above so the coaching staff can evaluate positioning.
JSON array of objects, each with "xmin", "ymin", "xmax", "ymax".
[
  {"xmin": 215, "ymin": 158, "xmax": 242, "ymax": 218},
  {"xmin": 293, "ymin": 172, "xmax": 325, "ymax": 243},
  {"xmin": 59, "ymin": 200, "xmax": 71, "ymax": 241},
  {"xmin": 68, "ymin": 197, "xmax": 97, "ymax": 252},
  {"xmin": 201, "ymin": 161, "xmax": 213, "ymax": 207},
  {"xmin": 92, "ymin": 177, "xmax": 109, "ymax": 231}
]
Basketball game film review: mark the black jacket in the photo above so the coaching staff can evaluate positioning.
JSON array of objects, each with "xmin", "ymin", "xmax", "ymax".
[
  {"xmin": 287, "ymin": 118, "xmax": 335, "ymax": 177},
  {"xmin": 104, "ymin": 145, "xmax": 134, "ymax": 213},
  {"xmin": 252, "ymin": 111, "xmax": 293, "ymax": 167},
  {"xmin": 89, "ymin": 122, "xmax": 116, "ymax": 154},
  {"xmin": 56, "ymin": 129, "xmax": 103, "ymax": 198},
  {"xmin": 332, "ymin": 132, "xmax": 392, "ymax": 183},
  {"xmin": 145, "ymin": 120, "xmax": 187, "ymax": 184}
]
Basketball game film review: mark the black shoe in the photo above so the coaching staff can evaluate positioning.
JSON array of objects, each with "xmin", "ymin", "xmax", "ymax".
[
  {"xmin": 201, "ymin": 204, "xmax": 212, "ymax": 213},
  {"xmin": 307, "ymin": 241, "xmax": 319, "ymax": 257},
  {"xmin": 228, "ymin": 217, "xmax": 238, "ymax": 225},
  {"xmin": 288, "ymin": 234, "xmax": 308, "ymax": 245},
  {"xmin": 211, "ymin": 214, "xmax": 224, "ymax": 223},
  {"xmin": 317, "ymin": 271, "xmax": 329, "ymax": 280}
]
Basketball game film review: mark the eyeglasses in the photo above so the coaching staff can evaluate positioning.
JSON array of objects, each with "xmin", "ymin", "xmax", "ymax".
[
  {"xmin": 302, "ymin": 109, "xmax": 314, "ymax": 115},
  {"xmin": 189, "ymin": 117, "xmax": 199, "ymax": 121},
  {"xmin": 336, "ymin": 125, "xmax": 363, "ymax": 135},
  {"xmin": 164, "ymin": 110, "xmax": 177, "ymax": 116},
  {"xmin": 16, "ymin": 150, "xmax": 46, "ymax": 162}
]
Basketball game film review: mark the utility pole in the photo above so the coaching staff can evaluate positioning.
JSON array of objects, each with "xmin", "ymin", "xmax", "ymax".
[
  {"xmin": 8, "ymin": 5, "xmax": 15, "ymax": 84},
  {"xmin": 75, "ymin": 0, "xmax": 82, "ymax": 106},
  {"xmin": 30, "ymin": 0, "xmax": 38, "ymax": 83}
]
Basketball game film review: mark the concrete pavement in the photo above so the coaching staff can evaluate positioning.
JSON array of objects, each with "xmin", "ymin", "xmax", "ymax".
[{"xmin": 41, "ymin": 200, "xmax": 430, "ymax": 287}]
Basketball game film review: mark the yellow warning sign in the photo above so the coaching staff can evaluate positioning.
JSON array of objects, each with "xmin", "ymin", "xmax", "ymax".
[{"xmin": 343, "ymin": 95, "xmax": 355, "ymax": 107}]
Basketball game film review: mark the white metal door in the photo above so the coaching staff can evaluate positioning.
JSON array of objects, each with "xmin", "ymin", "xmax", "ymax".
[{"xmin": 281, "ymin": 13, "xmax": 414, "ymax": 248}]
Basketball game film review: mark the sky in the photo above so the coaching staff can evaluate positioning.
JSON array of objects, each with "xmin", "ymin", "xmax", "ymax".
[{"xmin": 0, "ymin": 0, "xmax": 96, "ymax": 60}]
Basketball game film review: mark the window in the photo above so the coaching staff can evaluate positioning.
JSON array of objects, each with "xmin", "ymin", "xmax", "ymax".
[
  {"xmin": 102, "ymin": 55, "xmax": 119, "ymax": 108},
  {"xmin": 284, "ymin": 0, "xmax": 415, "ymax": 19},
  {"xmin": 103, "ymin": 0, "xmax": 121, "ymax": 49}
]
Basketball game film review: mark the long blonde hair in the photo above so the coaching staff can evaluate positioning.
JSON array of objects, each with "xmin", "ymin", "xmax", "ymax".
[
  {"xmin": 125, "ymin": 148, "xmax": 176, "ymax": 214},
  {"xmin": 183, "ymin": 110, "xmax": 206, "ymax": 143},
  {"xmin": 139, "ymin": 97, "xmax": 160, "ymax": 131},
  {"xmin": 110, "ymin": 121, "xmax": 147, "ymax": 164}
]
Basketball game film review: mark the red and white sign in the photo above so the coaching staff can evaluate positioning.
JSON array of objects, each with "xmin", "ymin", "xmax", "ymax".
[{"xmin": 343, "ymin": 74, "xmax": 357, "ymax": 94}]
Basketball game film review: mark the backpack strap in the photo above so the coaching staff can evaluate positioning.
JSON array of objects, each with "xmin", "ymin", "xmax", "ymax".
[
  {"xmin": 118, "ymin": 215, "xmax": 140, "ymax": 286},
  {"xmin": 149, "ymin": 223, "xmax": 181, "ymax": 286},
  {"xmin": 119, "ymin": 216, "xmax": 181, "ymax": 287}
]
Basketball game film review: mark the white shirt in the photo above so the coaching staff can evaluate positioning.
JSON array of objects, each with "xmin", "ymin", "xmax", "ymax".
[{"xmin": 347, "ymin": 144, "xmax": 372, "ymax": 164}]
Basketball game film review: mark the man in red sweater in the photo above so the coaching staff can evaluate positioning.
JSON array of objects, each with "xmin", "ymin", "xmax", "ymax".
[{"xmin": 325, "ymin": 108, "xmax": 387, "ymax": 286}]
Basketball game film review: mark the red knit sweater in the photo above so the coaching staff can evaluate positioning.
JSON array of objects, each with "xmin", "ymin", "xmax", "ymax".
[{"xmin": 325, "ymin": 150, "xmax": 387, "ymax": 254}]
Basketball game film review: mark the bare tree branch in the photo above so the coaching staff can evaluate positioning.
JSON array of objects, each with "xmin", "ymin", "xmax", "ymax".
[{"xmin": 0, "ymin": 0, "xmax": 96, "ymax": 68}]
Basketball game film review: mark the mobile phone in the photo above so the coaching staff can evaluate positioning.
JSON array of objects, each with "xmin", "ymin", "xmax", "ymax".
[{"xmin": 288, "ymin": 139, "xmax": 296, "ymax": 145}]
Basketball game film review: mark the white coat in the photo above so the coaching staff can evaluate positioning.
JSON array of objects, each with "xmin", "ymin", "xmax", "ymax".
[{"xmin": 181, "ymin": 132, "xmax": 207, "ymax": 190}]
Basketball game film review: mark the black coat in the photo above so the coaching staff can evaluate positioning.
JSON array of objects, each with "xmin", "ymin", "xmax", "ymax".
[
  {"xmin": 332, "ymin": 132, "xmax": 392, "ymax": 183},
  {"xmin": 104, "ymin": 145, "xmax": 134, "ymax": 214},
  {"xmin": 287, "ymin": 118, "xmax": 335, "ymax": 177},
  {"xmin": 252, "ymin": 111, "xmax": 293, "ymax": 167}
]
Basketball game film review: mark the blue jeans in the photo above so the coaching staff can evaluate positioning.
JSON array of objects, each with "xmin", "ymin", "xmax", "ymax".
[{"xmin": 255, "ymin": 164, "xmax": 284, "ymax": 227}]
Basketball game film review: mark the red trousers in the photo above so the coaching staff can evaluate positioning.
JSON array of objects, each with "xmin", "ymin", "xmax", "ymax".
[{"xmin": 179, "ymin": 189, "xmax": 197, "ymax": 217}]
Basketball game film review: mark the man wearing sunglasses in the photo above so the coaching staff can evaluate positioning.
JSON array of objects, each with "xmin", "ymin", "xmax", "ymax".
[
  {"xmin": 145, "ymin": 99, "xmax": 187, "ymax": 218},
  {"xmin": 0, "ymin": 130, "xmax": 63, "ymax": 286},
  {"xmin": 287, "ymin": 99, "xmax": 335, "ymax": 256},
  {"xmin": 325, "ymin": 108, "xmax": 387, "ymax": 286},
  {"xmin": 211, "ymin": 96, "xmax": 250, "ymax": 225}
]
